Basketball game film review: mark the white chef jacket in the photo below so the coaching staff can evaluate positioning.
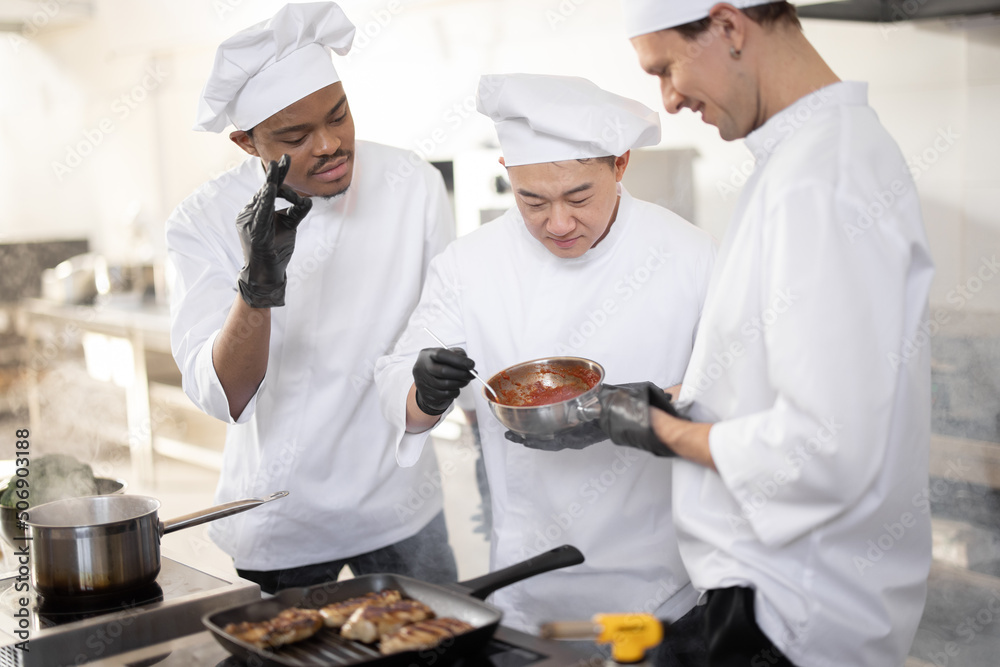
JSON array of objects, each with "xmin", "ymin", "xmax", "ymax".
[
  {"xmin": 375, "ymin": 186, "xmax": 716, "ymax": 632},
  {"xmin": 673, "ymin": 82, "xmax": 934, "ymax": 667},
  {"xmin": 166, "ymin": 141, "xmax": 454, "ymax": 571}
]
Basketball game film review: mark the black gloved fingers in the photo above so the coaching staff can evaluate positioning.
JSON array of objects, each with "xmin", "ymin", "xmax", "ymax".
[
  {"xmin": 418, "ymin": 374, "xmax": 471, "ymax": 391},
  {"xmin": 511, "ymin": 420, "xmax": 608, "ymax": 452},
  {"xmin": 252, "ymin": 174, "xmax": 278, "ymax": 241},
  {"xmin": 432, "ymin": 347, "xmax": 476, "ymax": 371},
  {"xmin": 266, "ymin": 155, "xmax": 291, "ymax": 188},
  {"xmin": 276, "ymin": 185, "xmax": 312, "ymax": 228},
  {"xmin": 277, "ymin": 154, "xmax": 291, "ymax": 184}
]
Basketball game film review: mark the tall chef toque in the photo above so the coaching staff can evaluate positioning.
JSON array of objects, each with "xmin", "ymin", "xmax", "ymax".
[
  {"xmin": 621, "ymin": 0, "xmax": 780, "ymax": 38},
  {"xmin": 194, "ymin": 2, "xmax": 355, "ymax": 133},
  {"xmin": 476, "ymin": 74, "xmax": 661, "ymax": 168}
]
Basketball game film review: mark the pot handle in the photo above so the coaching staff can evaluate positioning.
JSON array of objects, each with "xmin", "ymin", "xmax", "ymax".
[
  {"xmin": 577, "ymin": 392, "xmax": 602, "ymax": 422},
  {"xmin": 450, "ymin": 545, "xmax": 584, "ymax": 600},
  {"xmin": 160, "ymin": 491, "xmax": 289, "ymax": 536}
]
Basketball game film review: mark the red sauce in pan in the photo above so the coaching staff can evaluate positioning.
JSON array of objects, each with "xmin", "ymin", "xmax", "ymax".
[{"xmin": 491, "ymin": 366, "xmax": 600, "ymax": 407}]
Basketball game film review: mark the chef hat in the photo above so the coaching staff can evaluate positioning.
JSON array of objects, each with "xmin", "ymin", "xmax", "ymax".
[
  {"xmin": 476, "ymin": 74, "xmax": 660, "ymax": 167},
  {"xmin": 622, "ymin": 0, "xmax": 780, "ymax": 38},
  {"xmin": 194, "ymin": 2, "xmax": 356, "ymax": 133}
]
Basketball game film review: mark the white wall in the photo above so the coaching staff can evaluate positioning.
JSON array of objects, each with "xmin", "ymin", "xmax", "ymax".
[{"xmin": 1, "ymin": 0, "xmax": 998, "ymax": 309}]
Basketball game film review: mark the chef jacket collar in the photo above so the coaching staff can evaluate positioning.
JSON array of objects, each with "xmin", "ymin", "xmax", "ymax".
[{"xmin": 744, "ymin": 81, "xmax": 868, "ymax": 169}]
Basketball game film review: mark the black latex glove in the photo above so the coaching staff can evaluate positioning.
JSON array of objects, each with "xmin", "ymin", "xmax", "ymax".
[
  {"xmin": 504, "ymin": 420, "xmax": 608, "ymax": 452},
  {"xmin": 235, "ymin": 154, "xmax": 313, "ymax": 308},
  {"xmin": 413, "ymin": 347, "xmax": 476, "ymax": 416},
  {"xmin": 596, "ymin": 381, "xmax": 688, "ymax": 457}
]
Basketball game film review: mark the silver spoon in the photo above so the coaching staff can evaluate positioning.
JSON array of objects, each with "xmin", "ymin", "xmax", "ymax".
[{"xmin": 422, "ymin": 327, "xmax": 500, "ymax": 401}]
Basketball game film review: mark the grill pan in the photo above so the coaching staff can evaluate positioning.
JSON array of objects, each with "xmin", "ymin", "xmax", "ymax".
[{"xmin": 204, "ymin": 544, "xmax": 584, "ymax": 667}]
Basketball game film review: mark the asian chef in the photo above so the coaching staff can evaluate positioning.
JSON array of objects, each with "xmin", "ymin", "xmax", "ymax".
[
  {"xmin": 166, "ymin": 2, "xmax": 457, "ymax": 592},
  {"xmin": 375, "ymin": 73, "xmax": 717, "ymax": 662},
  {"xmin": 593, "ymin": 2, "xmax": 935, "ymax": 665}
]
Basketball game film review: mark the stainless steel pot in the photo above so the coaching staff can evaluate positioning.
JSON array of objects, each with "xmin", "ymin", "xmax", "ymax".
[
  {"xmin": 0, "ymin": 476, "xmax": 127, "ymax": 547},
  {"xmin": 26, "ymin": 491, "xmax": 288, "ymax": 597},
  {"xmin": 484, "ymin": 357, "xmax": 604, "ymax": 439}
]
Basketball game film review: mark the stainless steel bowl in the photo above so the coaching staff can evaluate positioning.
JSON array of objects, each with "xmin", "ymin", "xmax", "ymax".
[
  {"xmin": 0, "ymin": 477, "xmax": 127, "ymax": 546},
  {"xmin": 484, "ymin": 357, "xmax": 604, "ymax": 439}
]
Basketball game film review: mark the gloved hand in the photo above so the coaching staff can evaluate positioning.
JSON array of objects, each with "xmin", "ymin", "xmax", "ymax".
[
  {"xmin": 235, "ymin": 154, "xmax": 313, "ymax": 308},
  {"xmin": 596, "ymin": 382, "xmax": 688, "ymax": 457},
  {"xmin": 413, "ymin": 348, "xmax": 476, "ymax": 416},
  {"xmin": 504, "ymin": 420, "xmax": 608, "ymax": 452}
]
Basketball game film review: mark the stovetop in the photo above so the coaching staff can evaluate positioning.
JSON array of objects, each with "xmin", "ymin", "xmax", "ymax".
[{"xmin": 0, "ymin": 556, "xmax": 260, "ymax": 667}]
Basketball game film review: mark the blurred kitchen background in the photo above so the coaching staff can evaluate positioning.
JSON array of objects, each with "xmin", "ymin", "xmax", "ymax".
[{"xmin": 0, "ymin": 1, "xmax": 998, "ymax": 664}]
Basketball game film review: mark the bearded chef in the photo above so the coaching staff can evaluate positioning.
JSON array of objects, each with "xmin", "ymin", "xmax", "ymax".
[
  {"xmin": 375, "ymin": 74, "xmax": 716, "ymax": 662},
  {"xmin": 166, "ymin": 2, "xmax": 457, "ymax": 592},
  {"xmin": 589, "ymin": 2, "xmax": 936, "ymax": 666}
]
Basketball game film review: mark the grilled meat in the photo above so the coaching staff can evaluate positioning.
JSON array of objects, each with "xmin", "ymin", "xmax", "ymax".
[
  {"xmin": 340, "ymin": 599, "xmax": 435, "ymax": 643},
  {"xmin": 224, "ymin": 620, "xmax": 271, "ymax": 649},
  {"xmin": 379, "ymin": 617, "xmax": 475, "ymax": 655},
  {"xmin": 319, "ymin": 589, "xmax": 403, "ymax": 628},
  {"xmin": 224, "ymin": 607, "xmax": 324, "ymax": 649}
]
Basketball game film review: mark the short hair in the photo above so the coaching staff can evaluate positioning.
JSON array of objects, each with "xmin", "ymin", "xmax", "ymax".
[
  {"xmin": 577, "ymin": 156, "xmax": 617, "ymax": 168},
  {"xmin": 673, "ymin": 1, "xmax": 801, "ymax": 39}
]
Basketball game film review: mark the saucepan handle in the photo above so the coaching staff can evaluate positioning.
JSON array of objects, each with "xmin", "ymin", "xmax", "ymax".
[
  {"xmin": 160, "ymin": 491, "xmax": 290, "ymax": 536},
  {"xmin": 452, "ymin": 545, "xmax": 585, "ymax": 601},
  {"xmin": 577, "ymin": 392, "xmax": 602, "ymax": 422}
]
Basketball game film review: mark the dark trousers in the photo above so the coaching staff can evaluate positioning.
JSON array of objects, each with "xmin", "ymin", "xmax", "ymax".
[
  {"xmin": 237, "ymin": 511, "xmax": 458, "ymax": 594},
  {"xmin": 649, "ymin": 602, "xmax": 710, "ymax": 666},
  {"xmin": 702, "ymin": 587, "xmax": 796, "ymax": 667}
]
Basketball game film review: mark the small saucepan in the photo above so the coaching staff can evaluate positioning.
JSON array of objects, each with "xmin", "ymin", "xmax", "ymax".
[
  {"xmin": 484, "ymin": 357, "xmax": 605, "ymax": 440},
  {"xmin": 0, "ymin": 476, "xmax": 127, "ymax": 546},
  {"xmin": 27, "ymin": 491, "xmax": 288, "ymax": 597}
]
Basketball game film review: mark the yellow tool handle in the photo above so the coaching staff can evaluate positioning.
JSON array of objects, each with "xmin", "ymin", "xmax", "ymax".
[{"xmin": 594, "ymin": 613, "xmax": 664, "ymax": 663}]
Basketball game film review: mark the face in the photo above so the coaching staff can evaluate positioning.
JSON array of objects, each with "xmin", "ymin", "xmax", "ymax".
[
  {"xmin": 630, "ymin": 18, "xmax": 758, "ymax": 141},
  {"xmin": 506, "ymin": 155, "xmax": 627, "ymax": 259},
  {"xmin": 231, "ymin": 82, "xmax": 355, "ymax": 198}
]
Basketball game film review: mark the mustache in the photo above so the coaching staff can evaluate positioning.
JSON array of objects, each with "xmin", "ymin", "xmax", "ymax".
[{"xmin": 309, "ymin": 151, "xmax": 352, "ymax": 176}]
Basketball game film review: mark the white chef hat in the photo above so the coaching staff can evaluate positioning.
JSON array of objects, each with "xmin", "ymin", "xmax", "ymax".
[
  {"xmin": 194, "ymin": 2, "xmax": 356, "ymax": 133},
  {"xmin": 476, "ymin": 73, "xmax": 661, "ymax": 168},
  {"xmin": 622, "ymin": 0, "xmax": 780, "ymax": 38}
]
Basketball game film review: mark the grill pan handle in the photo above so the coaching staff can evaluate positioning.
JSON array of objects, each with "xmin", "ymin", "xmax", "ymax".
[{"xmin": 451, "ymin": 544, "xmax": 584, "ymax": 600}]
